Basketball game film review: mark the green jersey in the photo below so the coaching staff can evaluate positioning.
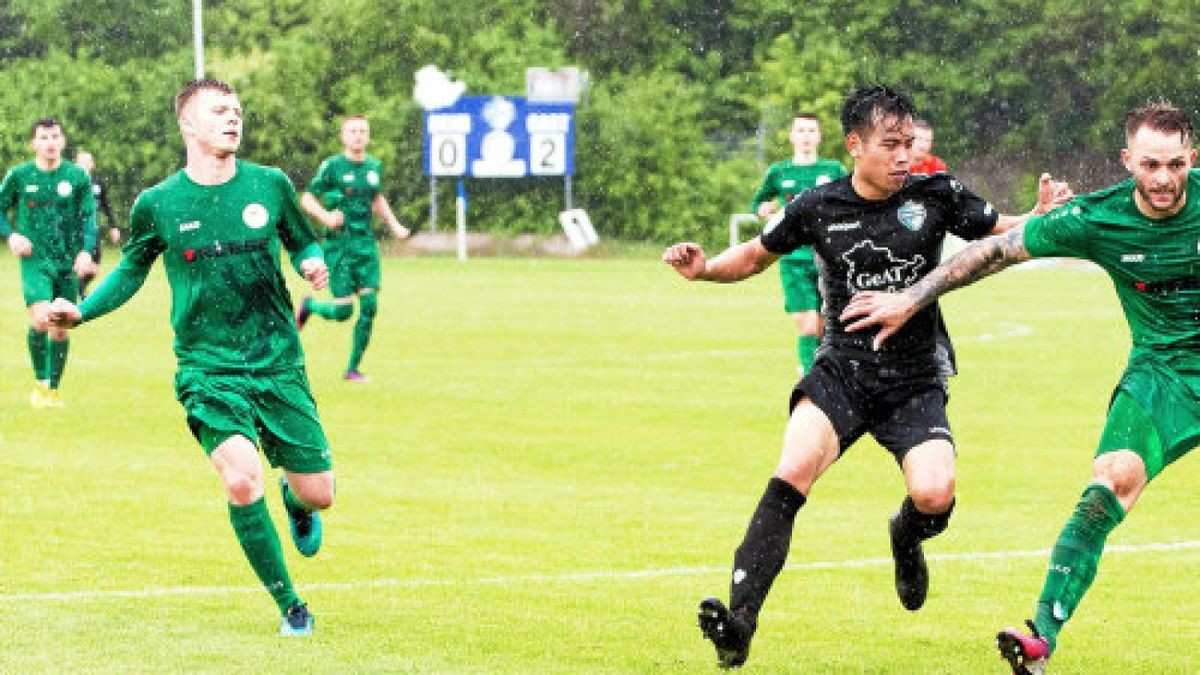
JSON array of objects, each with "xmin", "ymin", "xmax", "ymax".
[
  {"xmin": 306, "ymin": 154, "xmax": 384, "ymax": 242},
  {"xmin": 750, "ymin": 158, "xmax": 847, "ymax": 262},
  {"xmin": 79, "ymin": 160, "xmax": 323, "ymax": 373},
  {"xmin": 1024, "ymin": 170, "xmax": 1200, "ymax": 363},
  {"xmin": 0, "ymin": 160, "xmax": 97, "ymax": 266}
]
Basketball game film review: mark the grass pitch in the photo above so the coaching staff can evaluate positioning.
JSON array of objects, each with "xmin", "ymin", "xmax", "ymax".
[{"xmin": 0, "ymin": 251, "xmax": 1197, "ymax": 673}]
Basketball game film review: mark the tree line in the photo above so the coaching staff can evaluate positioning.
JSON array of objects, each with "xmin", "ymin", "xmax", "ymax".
[{"xmin": 1, "ymin": 0, "xmax": 1195, "ymax": 248}]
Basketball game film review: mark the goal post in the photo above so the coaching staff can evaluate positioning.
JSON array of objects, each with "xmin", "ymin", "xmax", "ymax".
[{"xmin": 729, "ymin": 213, "xmax": 760, "ymax": 247}]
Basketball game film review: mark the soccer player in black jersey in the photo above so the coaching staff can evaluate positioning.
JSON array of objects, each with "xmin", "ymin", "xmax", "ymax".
[
  {"xmin": 74, "ymin": 150, "xmax": 120, "ymax": 296},
  {"xmin": 663, "ymin": 84, "xmax": 1071, "ymax": 669}
]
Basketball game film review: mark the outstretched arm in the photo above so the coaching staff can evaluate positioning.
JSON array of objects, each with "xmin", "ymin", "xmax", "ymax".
[
  {"xmin": 662, "ymin": 238, "xmax": 779, "ymax": 282},
  {"xmin": 992, "ymin": 173, "xmax": 1074, "ymax": 234},
  {"xmin": 841, "ymin": 226, "xmax": 1032, "ymax": 349}
]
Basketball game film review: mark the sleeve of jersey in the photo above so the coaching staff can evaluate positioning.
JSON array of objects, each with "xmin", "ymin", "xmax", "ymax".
[
  {"xmin": 78, "ymin": 177, "xmax": 98, "ymax": 252},
  {"xmin": 79, "ymin": 195, "xmax": 161, "ymax": 322},
  {"xmin": 276, "ymin": 171, "xmax": 323, "ymax": 274},
  {"xmin": 0, "ymin": 171, "xmax": 16, "ymax": 237},
  {"xmin": 748, "ymin": 167, "xmax": 777, "ymax": 212},
  {"xmin": 758, "ymin": 194, "xmax": 813, "ymax": 255},
  {"xmin": 305, "ymin": 160, "xmax": 330, "ymax": 195},
  {"xmin": 947, "ymin": 176, "xmax": 1000, "ymax": 240},
  {"xmin": 1022, "ymin": 203, "xmax": 1090, "ymax": 259}
]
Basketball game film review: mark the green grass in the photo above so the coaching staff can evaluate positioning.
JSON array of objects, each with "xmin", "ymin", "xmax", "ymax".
[{"xmin": 0, "ymin": 251, "xmax": 1197, "ymax": 673}]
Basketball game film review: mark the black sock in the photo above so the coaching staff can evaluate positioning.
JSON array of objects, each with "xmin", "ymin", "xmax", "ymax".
[
  {"xmin": 729, "ymin": 477, "xmax": 806, "ymax": 621},
  {"xmin": 894, "ymin": 495, "xmax": 955, "ymax": 542}
]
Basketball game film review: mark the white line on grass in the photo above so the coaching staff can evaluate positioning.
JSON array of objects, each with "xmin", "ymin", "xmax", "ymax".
[{"xmin": 3, "ymin": 540, "xmax": 1197, "ymax": 604}]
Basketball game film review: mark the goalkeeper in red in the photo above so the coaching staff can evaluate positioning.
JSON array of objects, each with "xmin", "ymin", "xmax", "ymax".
[
  {"xmin": 47, "ymin": 79, "xmax": 334, "ymax": 637},
  {"xmin": 296, "ymin": 116, "xmax": 410, "ymax": 382},
  {"xmin": 842, "ymin": 101, "xmax": 1200, "ymax": 674}
]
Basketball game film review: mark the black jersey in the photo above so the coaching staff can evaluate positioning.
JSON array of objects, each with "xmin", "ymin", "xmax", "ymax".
[{"xmin": 760, "ymin": 173, "xmax": 998, "ymax": 367}]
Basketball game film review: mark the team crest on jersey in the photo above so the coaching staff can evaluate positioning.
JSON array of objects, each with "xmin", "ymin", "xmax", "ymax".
[
  {"xmin": 57, "ymin": 181, "xmax": 72, "ymax": 196},
  {"xmin": 242, "ymin": 203, "xmax": 269, "ymax": 229},
  {"xmin": 367, "ymin": 170, "xmax": 380, "ymax": 186},
  {"xmin": 897, "ymin": 201, "xmax": 927, "ymax": 231}
]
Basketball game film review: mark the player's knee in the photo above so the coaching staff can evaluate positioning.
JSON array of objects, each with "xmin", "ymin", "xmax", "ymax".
[
  {"xmin": 358, "ymin": 292, "xmax": 377, "ymax": 318},
  {"xmin": 330, "ymin": 302, "xmax": 354, "ymax": 321},
  {"xmin": 908, "ymin": 482, "xmax": 955, "ymax": 514},
  {"xmin": 1092, "ymin": 451, "xmax": 1146, "ymax": 501},
  {"xmin": 223, "ymin": 473, "xmax": 263, "ymax": 505}
]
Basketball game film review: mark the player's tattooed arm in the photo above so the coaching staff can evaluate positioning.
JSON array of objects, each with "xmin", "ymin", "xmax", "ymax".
[
  {"xmin": 841, "ymin": 226, "xmax": 1032, "ymax": 349},
  {"xmin": 905, "ymin": 226, "xmax": 1031, "ymax": 308}
]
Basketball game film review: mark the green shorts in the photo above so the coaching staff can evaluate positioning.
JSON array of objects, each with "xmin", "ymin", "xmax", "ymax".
[
  {"xmin": 21, "ymin": 257, "xmax": 78, "ymax": 306},
  {"xmin": 175, "ymin": 367, "xmax": 332, "ymax": 473},
  {"xmin": 1097, "ymin": 353, "xmax": 1200, "ymax": 481},
  {"xmin": 326, "ymin": 237, "xmax": 382, "ymax": 298},
  {"xmin": 779, "ymin": 251, "xmax": 821, "ymax": 314}
]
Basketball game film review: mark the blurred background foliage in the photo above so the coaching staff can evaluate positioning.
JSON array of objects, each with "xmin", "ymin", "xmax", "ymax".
[{"xmin": 1, "ymin": 0, "xmax": 1196, "ymax": 248}]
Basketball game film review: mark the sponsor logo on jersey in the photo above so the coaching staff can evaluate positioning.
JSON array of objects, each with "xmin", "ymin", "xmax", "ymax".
[
  {"xmin": 179, "ymin": 221, "xmax": 201, "ymax": 232},
  {"xmin": 242, "ymin": 203, "xmax": 269, "ymax": 229},
  {"xmin": 842, "ymin": 240, "xmax": 926, "ymax": 291},
  {"xmin": 896, "ymin": 201, "xmax": 927, "ymax": 231},
  {"xmin": 1121, "ymin": 253, "xmax": 1145, "ymax": 263},
  {"xmin": 828, "ymin": 221, "xmax": 861, "ymax": 232},
  {"xmin": 182, "ymin": 237, "xmax": 269, "ymax": 263},
  {"xmin": 367, "ymin": 170, "xmax": 380, "ymax": 186},
  {"xmin": 57, "ymin": 180, "xmax": 72, "ymax": 196}
]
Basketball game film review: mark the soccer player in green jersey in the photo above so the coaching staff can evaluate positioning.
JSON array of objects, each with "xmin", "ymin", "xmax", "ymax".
[
  {"xmin": 46, "ymin": 79, "xmax": 334, "ymax": 637},
  {"xmin": 842, "ymin": 101, "xmax": 1200, "ymax": 674},
  {"xmin": 296, "ymin": 116, "xmax": 410, "ymax": 382},
  {"xmin": 750, "ymin": 113, "xmax": 848, "ymax": 374},
  {"xmin": 0, "ymin": 118, "xmax": 97, "ymax": 408}
]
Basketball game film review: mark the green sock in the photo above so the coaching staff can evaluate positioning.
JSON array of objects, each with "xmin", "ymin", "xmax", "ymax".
[
  {"xmin": 1033, "ymin": 483, "xmax": 1125, "ymax": 652},
  {"xmin": 347, "ymin": 294, "xmax": 376, "ymax": 373},
  {"xmin": 228, "ymin": 498, "xmax": 300, "ymax": 614},
  {"xmin": 27, "ymin": 328, "xmax": 48, "ymax": 382},
  {"xmin": 798, "ymin": 335, "xmax": 819, "ymax": 373},
  {"xmin": 49, "ymin": 338, "xmax": 69, "ymax": 388},
  {"xmin": 309, "ymin": 298, "xmax": 354, "ymax": 321}
]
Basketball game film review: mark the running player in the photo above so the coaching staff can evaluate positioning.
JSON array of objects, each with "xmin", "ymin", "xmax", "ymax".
[
  {"xmin": 750, "ymin": 113, "xmax": 848, "ymax": 374},
  {"xmin": 46, "ymin": 79, "xmax": 333, "ymax": 637},
  {"xmin": 0, "ymin": 118, "xmax": 96, "ymax": 408},
  {"xmin": 663, "ymin": 84, "xmax": 1070, "ymax": 669},
  {"xmin": 74, "ymin": 150, "xmax": 122, "ymax": 296},
  {"xmin": 296, "ymin": 116, "xmax": 410, "ymax": 382},
  {"xmin": 842, "ymin": 100, "xmax": 1199, "ymax": 675}
]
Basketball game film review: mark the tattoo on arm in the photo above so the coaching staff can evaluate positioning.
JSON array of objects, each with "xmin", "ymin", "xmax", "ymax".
[{"xmin": 905, "ymin": 227, "xmax": 1031, "ymax": 308}]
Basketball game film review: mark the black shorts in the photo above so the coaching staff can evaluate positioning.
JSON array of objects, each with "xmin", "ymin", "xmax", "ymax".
[{"xmin": 789, "ymin": 350, "xmax": 953, "ymax": 464}]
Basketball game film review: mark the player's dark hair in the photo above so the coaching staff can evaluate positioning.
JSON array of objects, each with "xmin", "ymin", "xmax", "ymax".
[
  {"xmin": 174, "ymin": 78, "xmax": 236, "ymax": 118},
  {"xmin": 30, "ymin": 117, "xmax": 63, "ymax": 138},
  {"xmin": 840, "ymin": 85, "xmax": 915, "ymax": 138},
  {"xmin": 1125, "ymin": 101, "xmax": 1193, "ymax": 145},
  {"xmin": 795, "ymin": 112, "xmax": 819, "ymax": 121}
]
